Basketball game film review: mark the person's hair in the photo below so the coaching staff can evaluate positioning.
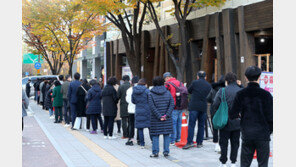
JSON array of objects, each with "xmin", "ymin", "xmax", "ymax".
[
  {"xmin": 225, "ymin": 72, "xmax": 237, "ymax": 84},
  {"xmin": 65, "ymin": 74, "xmax": 71, "ymax": 80},
  {"xmin": 138, "ymin": 78, "xmax": 146, "ymax": 85},
  {"xmin": 58, "ymin": 75, "xmax": 64, "ymax": 81},
  {"xmin": 82, "ymin": 78, "xmax": 88, "ymax": 85},
  {"xmin": 89, "ymin": 79, "xmax": 98, "ymax": 86},
  {"xmin": 131, "ymin": 76, "xmax": 139, "ymax": 84},
  {"xmin": 197, "ymin": 71, "xmax": 206, "ymax": 79},
  {"xmin": 107, "ymin": 77, "xmax": 117, "ymax": 85},
  {"xmin": 152, "ymin": 76, "xmax": 165, "ymax": 86},
  {"xmin": 74, "ymin": 72, "xmax": 80, "ymax": 80},
  {"xmin": 54, "ymin": 80, "xmax": 61, "ymax": 86},
  {"xmin": 122, "ymin": 75, "xmax": 130, "ymax": 81},
  {"xmin": 245, "ymin": 66, "xmax": 262, "ymax": 81}
]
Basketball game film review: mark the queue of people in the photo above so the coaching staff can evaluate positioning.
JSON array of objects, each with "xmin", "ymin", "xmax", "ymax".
[{"xmin": 26, "ymin": 65, "xmax": 272, "ymax": 167}]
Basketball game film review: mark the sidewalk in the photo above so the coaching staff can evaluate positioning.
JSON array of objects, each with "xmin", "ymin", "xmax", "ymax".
[{"xmin": 24, "ymin": 99, "xmax": 273, "ymax": 167}]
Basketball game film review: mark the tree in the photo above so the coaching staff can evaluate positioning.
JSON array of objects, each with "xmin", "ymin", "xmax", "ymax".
[
  {"xmin": 22, "ymin": 0, "xmax": 106, "ymax": 75},
  {"xmin": 142, "ymin": 0, "xmax": 225, "ymax": 81},
  {"xmin": 84, "ymin": 0, "xmax": 148, "ymax": 77}
]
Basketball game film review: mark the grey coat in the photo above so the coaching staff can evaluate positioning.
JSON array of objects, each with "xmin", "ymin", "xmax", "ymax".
[
  {"xmin": 22, "ymin": 89, "xmax": 29, "ymax": 117},
  {"xmin": 39, "ymin": 82, "xmax": 45, "ymax": 102},
  {"xmin": 61, "ymin": 81, "xmax": 70, "ymax": 99}
]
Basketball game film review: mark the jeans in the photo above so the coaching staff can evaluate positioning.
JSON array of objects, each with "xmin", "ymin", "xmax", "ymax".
[
  {"xmin": 219, "ymin": 130, "xmax": 240, "ymax": 164},
  {"xmin": 54, "ymin": 107, "xmax": 63, "ymax": 122},
  {"xmin": 138, "ymin": 128, "xmax": 145, "ymax": 146},
  {"xmin": 89, "ymin": 114, "xmax": 98, "ymax": 131},
  {"xmin": 49, "ymin": 108, "xmax": 53, "ymax": 116},
  {"xmin": 241, "ymin": 140, "xmax": 270, "ymax": 167},
  {"xmin": 187, "ymin": 110, "xmax": 207, "ymax": 144},
  {"xmin": 212, "ymin": 115, "xmax": 219, "ymax": 143},
  {"xmin": 128, "ymin": 114, "xmax": 135, "ymax": 139},
  {"xmin": 121, "ymin": 116, "xmax": 129, "ymax": 138},
  {"xmin": 152, "ymin": 134, "xmax": 170, "ymax": 154},
  {"xmin": 34, "ymin": 90, "xmax": 38, "ymax": 101},
  {"xmin": 63, "ymin": 99, "xmax": 70, "ymax": 124},
  {"xmin": 70, "ymin": 103, "xmax": 77, "ymax": 128},
  {"xmin": 103, "ymin": 116, "xmax": 115, "ymax": 136},
  {"xmin": 170, "ymin": 110, "xmax": 183, "ymax": 143}
]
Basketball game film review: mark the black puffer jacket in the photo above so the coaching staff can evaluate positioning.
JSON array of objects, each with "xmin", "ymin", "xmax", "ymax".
[
  {"xmin": 212, "ymin": 82, "xmax": 242, "ymax": 131},
  {"xmin": 76, "ymin": 83, "xmax": 91, "ymax": 117},
  {"xmin": 102, "ymin": 84, "xmax": 118, "ymax": 117},
  {"xmin": 44, "ymin": 89, "xmax": 53, "ymax": 109}
]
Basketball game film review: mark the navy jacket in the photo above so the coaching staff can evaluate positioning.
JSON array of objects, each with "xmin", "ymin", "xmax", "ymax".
[
  {"xmin": 67, "ymin": 80, "xmax": 81, "ymax": 104},
  {"xmin": 86, "ymin": 84, "xmax": 102, "ymax": 115},
  {"xmin": 212, "ymin": 83, "xmax": 242, "ymax": 131},
  {"xmin": 148, "ymin": 86, "xmax": 174, "ymax": 136},
  {"xmin": 230, "ymin": 82, "xmax": 273, "ymax": 141},
  {"xmin": 102, "ymin": 84, "xmax": 118, "ymax": 117},
  {"xmin": 188, "ymin": 78, "xmax": 211, "ymax": 112},
  {"xmin": 132, "ymin": 85, "xmax": 150, "ymax": 129}
]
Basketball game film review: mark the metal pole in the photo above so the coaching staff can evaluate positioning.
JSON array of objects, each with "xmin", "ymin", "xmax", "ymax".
[{"xmin": 104, "ymin": 41, "xmax": 107, "ymax": 86}]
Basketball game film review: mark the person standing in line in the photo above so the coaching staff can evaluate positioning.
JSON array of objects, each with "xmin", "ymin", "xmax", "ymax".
[
  {"xmin": 67, "ymin": 72, "xmax": 82, "ymax": 129},
  {"xmin": 125, "ymin": 76, "xmax": 139, "ymax": 146},
  {"xmin": 117, "ymin": 75, "xmax": 131, "ymax": 139},
  {"xmin": 212, "ymin": 72, "xmax": 242, "ymax": 167},
  {"xmin": 76, "ymin": 79, "xmax": 91, "ymax": 130},
  {"xmin": 230, "ymin": 66, "xmax": 273, "ymax": 167},
  {"xmin": 102, "ymin": 77, "xmax": 119, "ymax": 139},
  {"xmin": 52, "ymin": 80, "xmax": 63, "ymax": 123},
  {"xmin": 207, "ymin": 75, "xmax": 225, "ymax": 152},
  {"xmin": 61, "ymin": 75, "xmax": 71, "ymax": 126},
  {"xmin": 132, "ymin": 78, "xmax": 151, "ymax": 149},
  {"xmin": 33, "ymin": 78, "xmax": 39, "ymax": 101},
  {"xmin": 148, "ymin": 76, "xmax": 174, "ymax": 158},
  {"xmin": 114, "ymin": 83, "xmax": 122, "ymax": 135},
  {"xmin": 25, "ymin": 79, "xmax": 31, "ymax": 98},
  {"xmin": 163, "ymin": 72, "xmax": 183, "ymax": 145},
  {"xmin": 45, "ymin": 81, "xmax": 55, "ymax": 119},
  {"xmin": 183, "ymin": 71, "xmax": 212, "ymax": 149},
  {"xmin": 22, "ymin": 89, "xmax": 29, "ymax": 131},
  {"xmin": 35, "ymin": 78, "xmax": 41, "ymax": 104},
  {"xmin": 39, "ymin": 78, "xmax": 45, "ymax": 106},
  {"xmin": 86, "ymin": 79, "xmax": 102, "ymax": 134},
  {"xmin": 41, "ymin": 79, "xmax": 49, "ymax": 109},
  {"xmin": 58, "ymin": 75, "xmax": 64, "ymax": 85}
]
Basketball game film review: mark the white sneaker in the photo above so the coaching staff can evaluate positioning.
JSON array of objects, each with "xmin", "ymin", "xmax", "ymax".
[
  {"xmin": 140, "ymin": 146, "xmax": 145, "ymax": 149},
  {"xmin": 219, "ymin": 163, "xmax": 227, "ymax": 167},
  {"xmin": 108, "ymin": 136, "xmax": 116, "ymax": 140},
  {"xmin": 64, "ymin": 124, "xmax": 70, "ymax": 127},
  {"xmin": 86, "ymin": 129, "xmax": 90, "ymax": 132},
  {"xmin": 215, "ymin": 143, "xmax": 221, "ymax": 152},
  {"xmin": 104, "ymin": 136, "xmax": 108, "ymax": 139},
  {"xmin": 50, "ymin": 116, "xmax": 54, "ymax": 119},
  {"xmin": 230, "ymin": 163, "xmax": 236, "ymax": 167}
]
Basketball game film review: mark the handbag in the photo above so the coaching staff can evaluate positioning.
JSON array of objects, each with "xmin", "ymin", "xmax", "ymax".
[
  {"xmin": 212, "ymin": 88, "xmax": 228, "ymax": 129},
  {"xmin": 73, "ymin": 117, "xmax": 82, "ymax": 129}
]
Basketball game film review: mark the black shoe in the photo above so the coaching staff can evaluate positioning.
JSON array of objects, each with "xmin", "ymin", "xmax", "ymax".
[
  {"xmin": 150, "ymin": 153, "xmax": 159, "ymax": 158},
  {"xmin": 125, "ymin": 141, "xmax": 133, "ymax": 146},
  {"xmin": 137, "ymin": 141, "xmax": 140, "ymax": 145},
  {"xmin": 54, "ymin": 121, "xmax": 58, "ymax": 123},
  {"xmin": 163, "ymin": 152, "xmax": 169, "ymax": 157},
  {"xmin": 196, "ymin": 144, "xmax": 203, "ymax": 148},
  {"xmin": 182, "ymin": 143, "xmax": 194, "ymax": 149},
  {"xmin": 71, "ymin": 127, "xmax": 77, "ymax": 130}
]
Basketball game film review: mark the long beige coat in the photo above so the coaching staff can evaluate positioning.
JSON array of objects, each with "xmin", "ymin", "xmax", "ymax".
[{"xmin": 114, "ymin": 84, "xmax": 121, "ymax": 121}]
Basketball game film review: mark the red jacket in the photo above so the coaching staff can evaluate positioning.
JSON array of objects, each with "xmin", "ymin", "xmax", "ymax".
[{"xmin": 165, "ymin": 77, "xmax": 181, "ymax": 107}]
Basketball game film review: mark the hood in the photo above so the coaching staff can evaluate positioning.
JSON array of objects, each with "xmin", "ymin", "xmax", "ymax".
[
  {"xmin": 133, "ymin": 85, "xmax": 147, "ymax": 95},
  {"xmin": 150, "ymin": 86, "xmax": 167, "ymax": 95}
]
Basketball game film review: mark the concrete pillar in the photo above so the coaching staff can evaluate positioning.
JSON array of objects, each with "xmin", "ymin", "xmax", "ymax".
[
  {"xmin": 93, "ymin": 57, "xmax": 101, "ymax": 79},
  {"xmin": 81, "ymin": 59, "xmax": 87, "ymax": 79}
]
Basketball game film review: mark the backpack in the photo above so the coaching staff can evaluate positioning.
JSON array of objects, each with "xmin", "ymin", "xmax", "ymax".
[
  {"xmin": 167, "ymin": 81, "xmax": 188, "ymax": 110},
  {"xmin": 212, "ymin": 88, "xmax": 228, "ymax": 129}
]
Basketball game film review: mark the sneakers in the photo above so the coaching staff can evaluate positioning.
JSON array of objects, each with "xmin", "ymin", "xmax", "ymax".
[
  {"xmin": 140, "ymin": 146, "xmax": 145, "ymax": 149},
  {"xmin": 170, "ymin": 142, "xmax": 175, "ymax": 146},
  {"xmin": 163, "ymin": 152, "xmax": 169, "ymax": 157},
  {"xmin": 108, "ymin": 136, "xmax": 117, "ymax": 140},
  {"xmin": 86, "ymin": 129, "xmax": 90, "ymax": 132},
  {"xmin": 54, "ymin": 121, "xmax": 59, "ymax": 123},
  {"xmin": 150, "ymin": 153, "xmax": 159, "ymax": 158},
  {"xmin": 219, "ymin": 163, "xmax": 227, "ymax": 167},
  {"xmin": 125, "ymin": 140, "xmax": 134, "ymax": 146},
  {"xmin": 90, "ymin": 131, "xmax": 97, "ymax": 134},
  {"xmin": 49, "ymin": 116, "xmax": 55, "ymax": 119},
  {"xmin": 182, "ymin": 143, "xmax": 195, "ymax": 149},
  {"xmin": 215, "ymin": 143, "xmax": 221, "ymax": 152},
  {"xmin": 230, "ymin": 163, "xmax": 237, "ymax": 167},
  {"xmin": 196, "ymin": 144, "xmax": 203, "ymax": 148},
  {"xmin": 64, "ymin": 124, "xmax": 70, "ymax": 127},
  {"xmin": 104, "ymin": 136, "xmax": 108, "ymax": 139}
]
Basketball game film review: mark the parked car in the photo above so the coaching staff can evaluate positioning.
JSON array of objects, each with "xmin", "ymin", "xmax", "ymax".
[{"xmin": 22, "ymin": 75, "xmax": 59, "ymax": 97}]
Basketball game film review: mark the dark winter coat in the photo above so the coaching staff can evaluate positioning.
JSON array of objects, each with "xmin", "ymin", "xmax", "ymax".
[
  {"xmin": 76, "ymin": 84, "xmax": 91, "ymax": 117},
  {"xmin": 26, "ymin": 83, "xmax": 31, "ymax": 96},
  {"xmin": 132, "ymin": 85, "xmax": 150, "ymax": 129},
  {"xmin": 67, "ymin": 80, "xmax": 82, "ymax": 104},
  {"xmin": 86, "ymin": 84, "xmax": 102, "ymax": 115},
  {"xmin": 102, "ymin": 84, "xmax": 118, "ymax": 117},
  {"xmin": 207, "ymin": 81, "xmax": 225, "ymax": 116},
  {"xmin": 188, "ymin": 78, "xmax": 212, "ymax": 112},
  {"xmin": 230, "ymin": 82, "xmax": 273, "ymax": 141},
  {"xmin": 212, "ymin": 83, "xmax": 242, "ymax": 131},
  {"xmin": 148, "ymin": 86, "xmax": 174, "ymax": 136},
  {"xmin": 52, "ymin": 85, "xmax": 63, "ymax": 107},
  {"xmin": 44, "ymin": 89, "xmax": 53, "ymax": 109},
  {"xmin": 117, "ymin": 81, "xmax": 130, "ymax": 117}
]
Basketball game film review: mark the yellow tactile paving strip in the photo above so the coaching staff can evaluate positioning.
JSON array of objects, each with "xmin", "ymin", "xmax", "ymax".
[{"xmin": 64, "ymin": 125, "xmax": 128, "ymax": 167}]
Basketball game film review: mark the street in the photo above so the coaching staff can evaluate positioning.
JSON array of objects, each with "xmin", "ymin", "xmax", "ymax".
[{"xmin": 22, "ymin": 99, "xmax": 273, "ymax": 167}]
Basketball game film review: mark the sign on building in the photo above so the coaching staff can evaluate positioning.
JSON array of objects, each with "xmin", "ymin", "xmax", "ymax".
[{"xmin": 259, "ymin": 72, "xmax": 273, "ymax": 96}]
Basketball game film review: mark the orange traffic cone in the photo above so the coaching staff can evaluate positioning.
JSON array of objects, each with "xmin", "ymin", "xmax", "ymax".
[{"xmin": 175, "ymin": 113, "xmax": 188, "ymax": 148}]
